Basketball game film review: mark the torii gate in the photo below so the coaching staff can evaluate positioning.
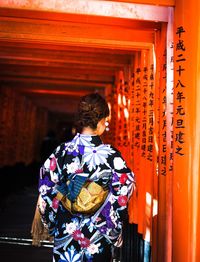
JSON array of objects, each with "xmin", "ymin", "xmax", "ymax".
[{"xmin": 0, "ymin": 1, "xmax": 199, "ymax": 262}]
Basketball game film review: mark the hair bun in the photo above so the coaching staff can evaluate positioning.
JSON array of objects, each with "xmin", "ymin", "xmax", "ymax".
[{"xmin": 75, "ymin": 93, "xmax": 109, "ymax": 131}]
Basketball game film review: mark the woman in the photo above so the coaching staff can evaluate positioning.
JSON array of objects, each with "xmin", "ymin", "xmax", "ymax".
[{"xmin": 38, "ymin": 93, "xmax": 135, "ymax": 262}]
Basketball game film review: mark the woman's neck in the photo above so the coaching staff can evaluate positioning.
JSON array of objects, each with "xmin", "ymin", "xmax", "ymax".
[{"xmin": 81, "ymin": 127, "xmax": 97, "ymax": 135}]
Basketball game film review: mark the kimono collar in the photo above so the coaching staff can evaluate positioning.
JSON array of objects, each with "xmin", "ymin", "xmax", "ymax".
[
  {"xmin": 65, "ymin": 133, "xmax": 103, "ymax": 157},
  {"xmin": 75, "ymin": 133, "xmax": 103, "ymax": 147}
]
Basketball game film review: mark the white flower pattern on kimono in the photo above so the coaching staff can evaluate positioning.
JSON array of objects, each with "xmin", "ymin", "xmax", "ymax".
[
  {"xmin": 39, "ymin": 184, "xmax": 51, "ymax": 195},
  {"xmin": 44, "ymin": 158, "xmax": 51, "ymax": 169},
  {"xmin": 120, "ymin": 186, "xmax": 128, "ymax": 196},
  {"xmin": 87, "ymin": 243, "xmax": 101, "ymax": 255},
  {"xmin": 61, "ymin": 245, "xmax": 81, "ymax": 262},
  {"xmin": 66, "ymin": 157, "xmax": 81, "ymax": 174},
  {"xmin": 64, "ymin": 133, "xmax": 94, "ymax": 155},
  {"xmin": 50, "ymin": 171, "xmax": 59, "ymax": 183},
  {"xmin": 113, "ymin": 157, "xmax": 126, "ymax": 170},
  {"xmin": 83, "ymin": 144, "xmax": 115, "ymax": 171},
  {"xmin": 64, "ymin": 222, "xmax": 77, "ymax": 234}
]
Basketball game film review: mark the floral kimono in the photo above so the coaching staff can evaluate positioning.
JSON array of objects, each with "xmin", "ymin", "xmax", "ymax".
[{"xmin": 38, "ymin": 133, "xmax": 135, "ymax": 262}]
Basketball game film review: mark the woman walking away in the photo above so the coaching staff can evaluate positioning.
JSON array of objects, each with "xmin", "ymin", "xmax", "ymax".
[{"xmin": 38, "ymin": 93, "xmax": 135, "ymax": 261}]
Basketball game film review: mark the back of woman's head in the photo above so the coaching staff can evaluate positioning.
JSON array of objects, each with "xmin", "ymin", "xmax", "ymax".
[{"xmin": 75, "ymin": 93, "xmax": 109, "ymax": 131}]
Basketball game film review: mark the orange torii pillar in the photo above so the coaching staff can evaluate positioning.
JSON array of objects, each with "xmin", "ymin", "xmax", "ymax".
[{"xmin": 173, "ymin": 0, "xmax": 200, "ymax": 261}]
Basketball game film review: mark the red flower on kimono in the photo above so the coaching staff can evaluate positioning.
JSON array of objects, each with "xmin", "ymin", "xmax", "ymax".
[
  {"xmin": 50, "ymin": 157, "xmax": 57, "ymax": 171},
  {"xmin": 73, "ymin": 230, "xmax": 83, "ymax": 241},
  {"xmin": 52, "ymin": 198, "xmax": 59, "ymax": 209},
  {"xmin": 79, "ymin": 237, "xmax": 90, "ymax": 248},
  {"xmin": 118, "ymin": 195, "xmax": 128, "ymax": 206},
  {"xmin": 119, "ymin": 173, "xmax": 128, "ymax": 184},
  {"xmin": 75, "ymin": 169, "xmax": 83, "ymax": 174}
]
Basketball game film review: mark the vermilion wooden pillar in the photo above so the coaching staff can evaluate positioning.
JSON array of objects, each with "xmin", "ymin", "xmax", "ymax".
[{"xmin": 173, "ymin": 0, "xmax": 200, "ymax": 261}]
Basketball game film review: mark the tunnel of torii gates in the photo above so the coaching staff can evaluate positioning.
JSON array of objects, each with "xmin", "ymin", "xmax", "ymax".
[{"xmin": 0, "ymin": 0, "xmax": 200, "ymax": 261}]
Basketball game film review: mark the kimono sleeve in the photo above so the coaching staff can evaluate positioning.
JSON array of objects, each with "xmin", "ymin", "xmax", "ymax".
[
  {"xmin": 93, "ymin": 149, "xmax": 135, "ymax": 247},
  {"xmin": 37, "ymin": 143, "xmax": 64, "ymax": 235},
  {"xmin": 109, "ymin": 151, "xmax": 135, "ymax": 220}
]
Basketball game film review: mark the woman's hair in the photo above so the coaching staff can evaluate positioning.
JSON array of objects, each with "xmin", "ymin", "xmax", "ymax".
[{"xmin": 75, "ymin": 93, "xmax": 109, "ymax": 131}]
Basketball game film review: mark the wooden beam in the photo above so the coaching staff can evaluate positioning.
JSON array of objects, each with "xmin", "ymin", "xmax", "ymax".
[
  {"xmin": 0, "ymin": 63, "xmax": 116, "ymax": 77},
  {"xmin": 0, "ymin": 56, "xmax": 126, "ymax": 69},
  {"xmin": 21, "ymin": 89, "xmax": 89, "ymax": 97},
  {"xmin": 0, "ymin": 17, "xmax": 154, "ymax": 49},
  {"xmin": 0, "ymin": 65, "xmax": 114, "ymax": 83},
  {"xmin": 103, "ymin": 0, "xmax": 174, "ymax": 6},
  {"xmin": 0, "ymin": 59, "xmax": 121, "ymax": 72},
  {"xmin": 0, "ymin": 8, "xmax": 162, "ymax": 30},
  {"xmin": 0, "ymin": 45, "xmax": 131, "ymax": 62},
  {"xmin": 1, "ymin": 80, "xmax": 99, "ymax": 93},
  {"xmin": 0, "ymin": 39, "xmax": 138, "ymax": 55},
  {"xmin": 0, "ymin": 0, "xmax": 170, "ymax": 21},
  {"xmin": 0, "ymin": 46, "xmax": 131, "ymax": 67},
  {"xmin": 0, "ymin": 76, "xmax": 106, "ymax": 88}
]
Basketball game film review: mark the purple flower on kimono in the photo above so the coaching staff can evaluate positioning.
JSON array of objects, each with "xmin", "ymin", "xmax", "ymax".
[
  {"xmin": 78, "ymin": 144, "xmax": 85, "ymax": 155},
  {"xmin": 112, "ymin": 172, "xmax": 119, "ymax": 183},
  {"xmin": 39, "ymin": 175, "xmax": 55, "ymax": 195},
  {"xmin": 65, "ymin": 144, "xmax": 79, "ymax": 156},
  {"xmin": 101, "ymin": 202, "xmax": 111, "ymax": 217},
  {"xmin": 109, "ymin": 184, "xmax": 116, "ymax": 194},
  {"xmin": 72, "ymin": 150, "xmax": 79, "ymax": 157},
  {"xmin": 39, "ymin": 176, "xmax": 54, "ymax": 188},
  {"xmin": 99, "ymin": 226, "xmax": 107, "ymax": 234},
  {"xmin": 106, "ymin": 218, "xmax": 115, "ymax": 229}
]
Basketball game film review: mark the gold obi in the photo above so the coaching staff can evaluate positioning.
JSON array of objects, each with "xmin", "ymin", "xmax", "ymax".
[{"xmin": 56, "ymin": 181, "xmax": 108, "ymax": 215}]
